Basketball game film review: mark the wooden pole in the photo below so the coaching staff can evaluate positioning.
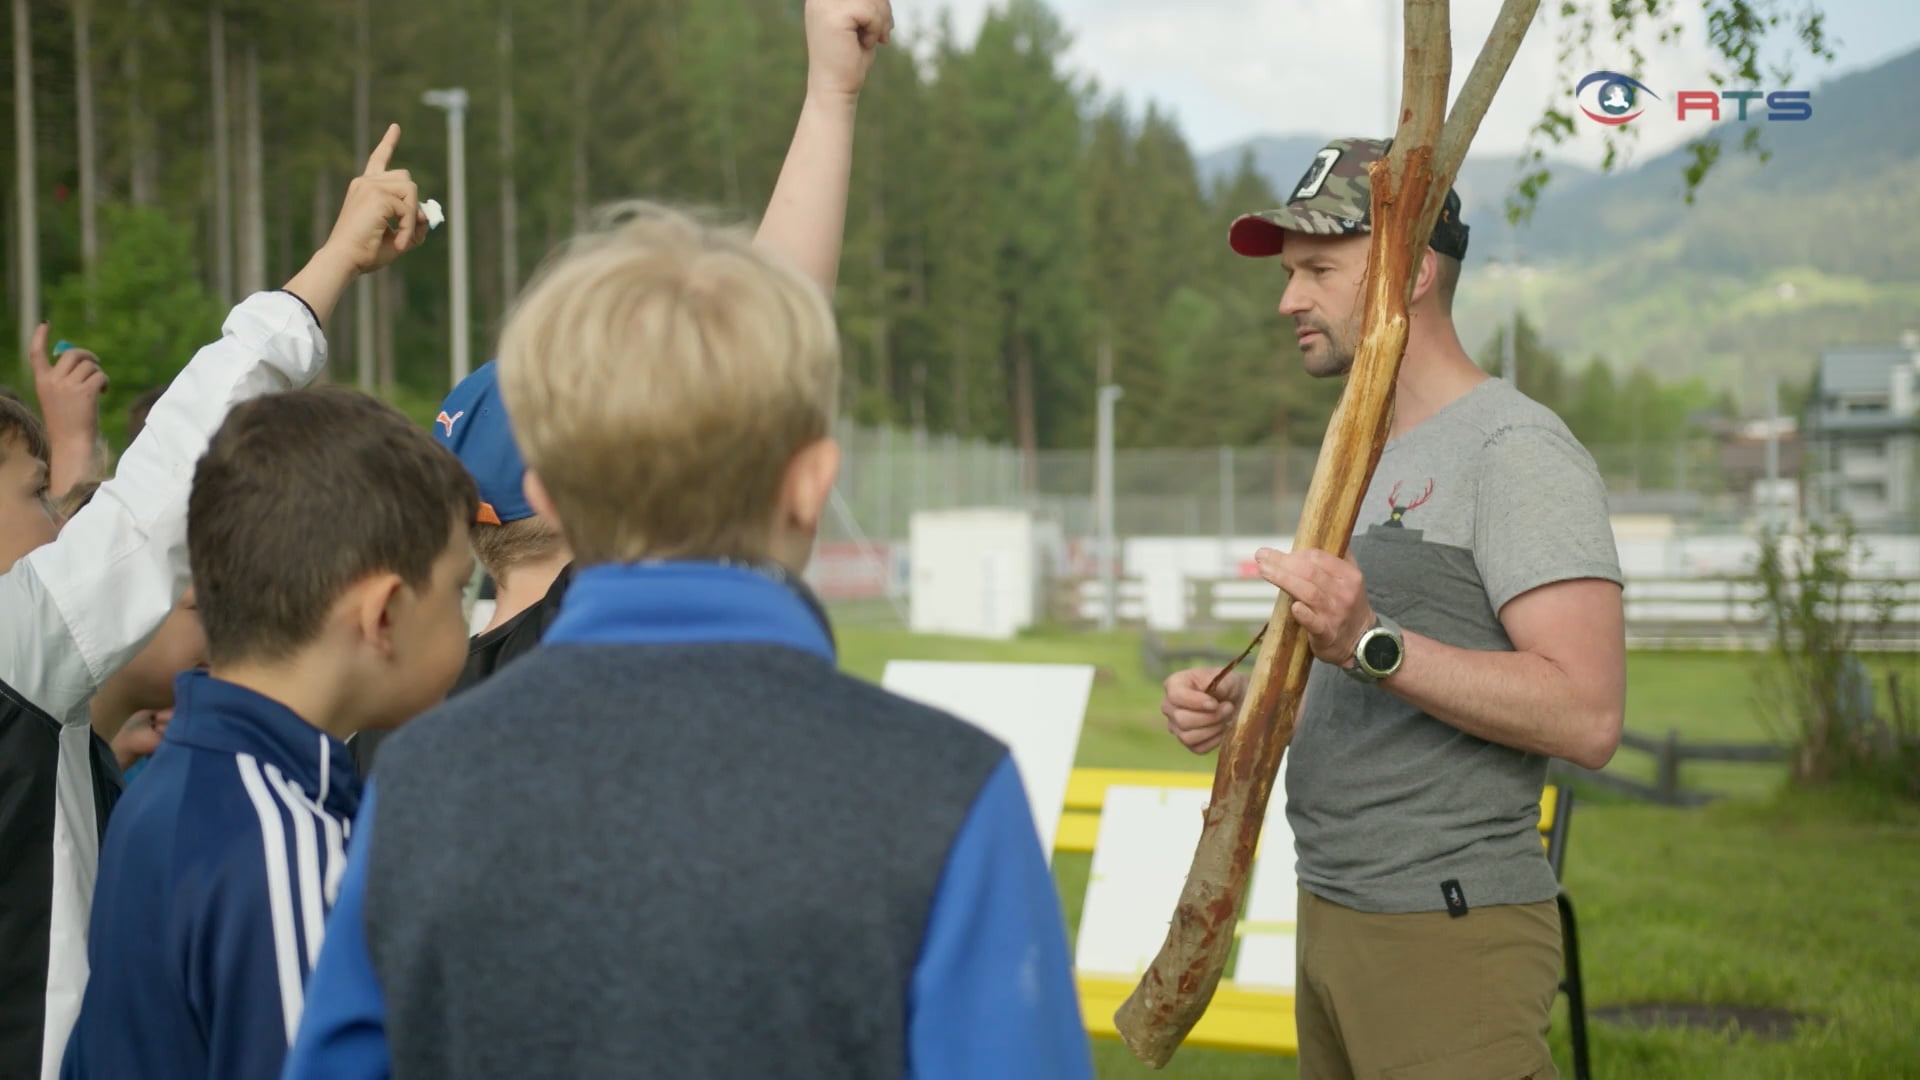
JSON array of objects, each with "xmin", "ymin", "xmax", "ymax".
[
  {"xmin": 13, "ymin": 0, "xmax": 39, "ymax": 377},
  {"xmin": 1111, "ymin": 0, "xmax": 1542, "ymax": 1065}
]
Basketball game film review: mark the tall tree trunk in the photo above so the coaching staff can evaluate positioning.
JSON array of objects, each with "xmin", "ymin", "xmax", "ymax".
[
  {"xmin": 949, "ymin": 323, "xmax": 968, "ymax": 438},
  {"xmin": 910, "ymin": 361, "xmax": 927, "ymax": 431},
  {"xmin": 3, "ymin": 176, "xmax": 14, "ymax": 337},
  {"xmin": 311, "ymin": 172, "xmax": 333, "ymax": 251},
  {"xmin": 239, "ymin": 40, "xmax": 267, "ymax": 296},
  {"xmin": 209, "ymin": 4, "xmax": 234, "ymax": 303},
  {"xmin": 125, "ymin": 0, "xmax": 156, "ymax": 207},
  {"xmin": 275, "ymin": 173, "xmax": 293, "ymax": 284},
  {"xmin": 11, "ymin": 0, "xmax": 37, "ymax": 376},
  {"xmin": 570, "ymin": 0, "xmax": 589, "ymax": 228},
  {"xmin": 498, "ymin": 0, "xmax": 519, "ymax": 304},
  {"xmin": 909, "ymin": 236, "xmax": 928, "ymax": 429},
  {"xmin": 73, "ymin": 0, "xmax": 100, "ymax": 316},
  {"xmin": 1011, "ymin": 331, "xmax": 1038, "ymax": 494},
  {"xmin": 376, "ymin": 270, "xmax": 398, "ymax": 394},
  {"xmin": 353, "ymin": 0, "xmax": 375, "ymax": 386},
  {"xmin": 311, "ymin": 171, "xmax": 332, "ymax": 380},
  {"xmin": 867, "ymin": 110, "xmax": 891, "ymax": 410}
]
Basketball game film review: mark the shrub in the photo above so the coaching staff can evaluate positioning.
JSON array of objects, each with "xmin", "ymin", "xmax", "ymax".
[
  {"xmin": 1749, "ymin": 517, "xmax": 1917, "ymax": 797},
  {"xmin": 45, "ymin": 204, "xmax": 227, "ymax": 451}
]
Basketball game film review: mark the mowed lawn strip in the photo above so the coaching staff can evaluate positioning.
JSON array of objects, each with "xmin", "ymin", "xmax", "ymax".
[{"xmin": 835, "ymin": 624, "xmax": 1920, "ymax": 1079}]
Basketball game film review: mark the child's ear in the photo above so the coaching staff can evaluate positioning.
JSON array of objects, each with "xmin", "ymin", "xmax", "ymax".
[
  {"xmin": 782, "ymin": 437, "xmax": 841, "ymax": 535},
  {"xmin": 524, "ymin": 470, "xmax": 561, "ymax": 525},
  {"xmin": 350, "ymin": 573, "xmax": 407, "ymax": 657}
]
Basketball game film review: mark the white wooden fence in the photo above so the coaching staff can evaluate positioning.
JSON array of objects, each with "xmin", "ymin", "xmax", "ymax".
[{"xmin": 1054, "ymin": 576, "xmax": 1920, "ymax": 651}]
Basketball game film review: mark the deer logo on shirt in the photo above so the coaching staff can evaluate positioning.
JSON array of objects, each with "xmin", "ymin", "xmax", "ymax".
[{"xmin": 1382, "ymin": 479, "xmax": 1434, "ymax": 527}]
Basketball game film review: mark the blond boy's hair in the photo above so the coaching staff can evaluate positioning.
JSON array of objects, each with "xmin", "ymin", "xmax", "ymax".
[
  {"xmin": 469, "ymin": 515, "xmax": 566, "ymax": 583},
  {"xmin": 496, "ymin": 202, "xmax": 840, "ymax": 564}
]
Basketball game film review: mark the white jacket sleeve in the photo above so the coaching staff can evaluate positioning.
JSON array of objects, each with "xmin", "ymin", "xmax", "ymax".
[{"xmin": 0, "ymin": 290, "xmax": 328, "ymax": 721}]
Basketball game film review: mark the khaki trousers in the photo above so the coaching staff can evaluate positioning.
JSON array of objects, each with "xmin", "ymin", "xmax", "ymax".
[{"xmin": 1294, "ymin": 886, "xmax": 1562, "ymax": 1080}]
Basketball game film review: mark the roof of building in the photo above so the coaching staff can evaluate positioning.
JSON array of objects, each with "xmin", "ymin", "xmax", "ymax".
[{"xmin": 1816, "ymin": 347, "xmax": 1916, "ymax": 397}]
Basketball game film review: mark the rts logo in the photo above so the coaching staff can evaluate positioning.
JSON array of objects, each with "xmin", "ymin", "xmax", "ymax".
[{"xmin": 1576, "ymin": 70, "xmax": 1812, "ymax": 124}]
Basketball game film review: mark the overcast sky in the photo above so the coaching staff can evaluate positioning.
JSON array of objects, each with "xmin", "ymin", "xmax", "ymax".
[{"xmin": 902, "ymin": 0, "xmax": 1920, "ymax": 167}]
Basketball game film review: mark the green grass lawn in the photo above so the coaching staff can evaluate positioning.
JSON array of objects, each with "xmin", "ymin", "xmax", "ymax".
[{"xmin": 835, "ymin": 620, "xmax": 1920, "ymax": 1079}]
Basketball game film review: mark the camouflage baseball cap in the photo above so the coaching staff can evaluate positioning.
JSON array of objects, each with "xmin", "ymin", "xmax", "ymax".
[{"xmin": 1228, "ymin": 137, "xmax": 1470, "ymax": 260}]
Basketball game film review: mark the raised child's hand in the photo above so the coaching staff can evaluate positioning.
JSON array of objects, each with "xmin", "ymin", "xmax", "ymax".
[
  {"xmin": 805, "ymin": 0, "xmax": 893, "ymax": 102},
  {"xmin": 29, "ymin": 324, "xmax": 108, "ymax": 452},
  {"xmin": 320, "ymin": 123, "xmax": 431, "ymax": 276}
]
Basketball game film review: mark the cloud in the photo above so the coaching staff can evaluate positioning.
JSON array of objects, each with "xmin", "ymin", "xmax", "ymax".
[{"xmin": 896, "ymin": 0, "xmax": 1843, "ymax": 168}]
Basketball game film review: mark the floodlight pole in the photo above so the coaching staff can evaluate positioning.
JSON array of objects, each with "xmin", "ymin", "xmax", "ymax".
[{"xmin": 422, "ymin": 87, "xmax": 471, "ymax": 387}]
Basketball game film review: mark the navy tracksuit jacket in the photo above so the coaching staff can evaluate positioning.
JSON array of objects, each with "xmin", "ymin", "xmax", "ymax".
[{"xmin": 60, "ymin": 672, "xmax": 360, "ymax": 1080}]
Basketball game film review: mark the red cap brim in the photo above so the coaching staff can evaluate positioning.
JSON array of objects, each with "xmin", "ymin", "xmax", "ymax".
[{"xmin": 1229, "ymin": 214, "xmax": 1287, "ymax": 257}]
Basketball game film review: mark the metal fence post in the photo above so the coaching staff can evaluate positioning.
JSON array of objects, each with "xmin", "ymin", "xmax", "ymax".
[
  {"xmin": 1657, "ymin": 729, "xmax": 1682, "ymax": 803},
  {"xmin": 1219, "ymin": 445, "xmax": 1236, "ymax": 569},
  {"xmin": 1097, "ymin": 384, "xmax": 1124, "ymax": 630}
]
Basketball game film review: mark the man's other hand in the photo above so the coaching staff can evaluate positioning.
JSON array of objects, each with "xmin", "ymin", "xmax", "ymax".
[{"xmin": 1162, "ymin": 667, "xmax": 1246, "ymax": 755}]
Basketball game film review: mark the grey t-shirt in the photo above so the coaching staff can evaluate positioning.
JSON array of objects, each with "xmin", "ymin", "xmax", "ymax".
[{"xmin": 1285, "ymin": 376, "xmax": 1622, "ymax": 914}]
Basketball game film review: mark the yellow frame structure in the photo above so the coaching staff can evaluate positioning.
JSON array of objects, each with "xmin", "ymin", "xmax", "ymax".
[{"xmin": 1057, "ymin": 768, "xmax": 1564, "ymax": 1056}]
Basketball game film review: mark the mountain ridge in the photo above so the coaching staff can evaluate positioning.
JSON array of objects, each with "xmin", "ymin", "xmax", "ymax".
[{"xmin": 1193, "ymin": 45, "xmax": 1920, "ymax": 404}]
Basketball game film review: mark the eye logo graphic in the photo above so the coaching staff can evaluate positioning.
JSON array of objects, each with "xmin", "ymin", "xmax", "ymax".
[{"xmin": 1576, "ymin": 71, "xmax": 1659, "ymax": 125}]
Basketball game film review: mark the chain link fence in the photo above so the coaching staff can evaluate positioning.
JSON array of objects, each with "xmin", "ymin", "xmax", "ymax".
[{"xmin": 810, "ymin": 420, "xmax": 1920, "ymax": 625}]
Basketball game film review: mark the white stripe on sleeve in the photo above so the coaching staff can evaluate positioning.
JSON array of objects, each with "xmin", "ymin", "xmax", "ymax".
[
  {"xmin": 236, "ymin": 754, "xmax": 306, "ymax": 1045},
  {"xmin": 273, "ymin": 761, "xmax": 350, "ymax": 909},
  {"xmin": 262, "ymin": 764, "xmax": 327, "ymax": 971}
]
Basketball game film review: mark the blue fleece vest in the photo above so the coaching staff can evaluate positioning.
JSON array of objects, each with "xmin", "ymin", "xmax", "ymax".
[{"xmin": 284, "ymin": 561, "xmax": 1093, "ymax": 1080}]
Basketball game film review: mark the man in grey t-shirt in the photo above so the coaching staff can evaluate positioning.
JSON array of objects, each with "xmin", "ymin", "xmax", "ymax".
[{"xmin": 1162, "ymin": 138, "xmax": 1626, "ymax": 1080}]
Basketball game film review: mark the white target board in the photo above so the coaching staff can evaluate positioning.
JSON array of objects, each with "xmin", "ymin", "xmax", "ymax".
[
  {"xmin": 1073, "ymin": 784, "xmax": 1212, "ymax": 977},
  {"xmin": 1231, "ymin": 767, "xmax": 1298, "ymax": 991},
  {"xmin": 1073, "ymin": 778, "xmax": 1299, "ymax": 990},
  {"xmin": 879, "ymin": 660, "xmax": 1092, "ymax": 863}
]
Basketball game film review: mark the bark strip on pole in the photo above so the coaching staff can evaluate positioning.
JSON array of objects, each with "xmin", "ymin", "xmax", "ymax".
[{"xmin": 1110, "ymin": 0, "xmax": 1541, "ymax": 1066}]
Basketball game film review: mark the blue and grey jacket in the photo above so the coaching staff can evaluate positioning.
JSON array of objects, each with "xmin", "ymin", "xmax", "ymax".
[
  {"xmin": 285, "ymin": 561, "xmax": 1094, "ymax": 1079},
  {"xmin": 60, "ymin": 671, "xmax": 361, "ymax": 1080}
]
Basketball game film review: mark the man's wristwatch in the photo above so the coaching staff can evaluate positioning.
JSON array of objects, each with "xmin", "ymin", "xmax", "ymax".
[{"xmin": 1343, "ymin": 613, "xmax": 1405, "ymax": 683}]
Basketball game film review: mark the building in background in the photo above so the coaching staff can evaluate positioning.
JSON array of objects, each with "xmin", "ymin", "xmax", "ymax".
[
  {"xmin": 1717, "ymin": 415, "xmax": 1802, "ymax": 522},
  {"xmin": 1804, "ymin": 339, "xmax": 1920, "ymax": 530}
]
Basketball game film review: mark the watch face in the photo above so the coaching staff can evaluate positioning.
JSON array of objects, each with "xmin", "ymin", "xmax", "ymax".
[{"xmin": 1362, "ymin": 631, "xmax": 1400, "ymax": 672}]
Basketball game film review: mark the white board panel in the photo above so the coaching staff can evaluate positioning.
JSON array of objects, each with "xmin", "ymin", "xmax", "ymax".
[
  {"xmin": 879, "ymin": 660, "xmax": 1093, "ymax": 862},
  {"xmin": 1072, "ymin": 785, "xmax": 1211, "ymax": 977},
  {"xmin": 1233, "ymin": 767, "xmax": 1297, "ymax": 991}
]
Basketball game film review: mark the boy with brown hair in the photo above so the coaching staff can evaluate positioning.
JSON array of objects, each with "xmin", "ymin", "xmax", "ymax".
[
  {"xmin": 348, "ymin": 358, "xmax": 572, "ymax": 773},
  {"xmin": 59, "ymin": 385, "xmax": 478, "ymax": 1080},
  {"xmin": 0, "ymin": 123, "xmax": 429, "ymax": 1080}
]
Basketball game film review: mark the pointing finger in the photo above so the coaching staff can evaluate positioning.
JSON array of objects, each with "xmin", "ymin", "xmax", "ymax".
[
  {"xmin": 28, "ymin": 323, "xmax": 49, "ymax": 373},
  {"xmin": 364, "ymin": 122, "xmax": 401, "ymax": 175}
]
